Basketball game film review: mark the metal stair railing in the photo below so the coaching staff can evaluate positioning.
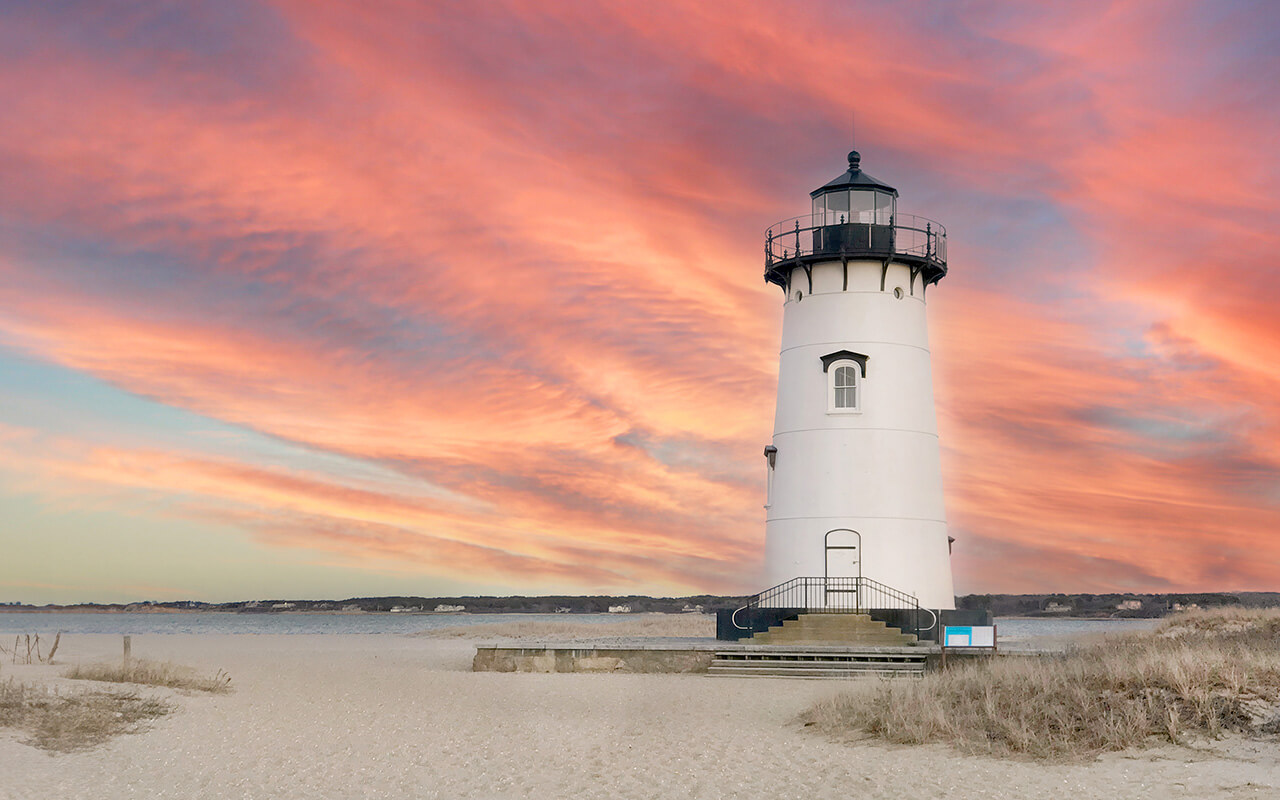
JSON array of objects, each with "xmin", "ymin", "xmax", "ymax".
[{"xmin": 731, "ymin": 576, "xmax": 937, "ymax": 638}]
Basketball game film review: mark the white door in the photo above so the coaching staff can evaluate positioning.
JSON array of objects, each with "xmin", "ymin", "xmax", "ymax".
[{"xmin": 824, "ymin": 529, "xmax": 861, "ymax": 610}]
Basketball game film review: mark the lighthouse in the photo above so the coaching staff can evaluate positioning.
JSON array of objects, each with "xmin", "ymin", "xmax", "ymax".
[{"xmin": 759, "ymin": 149, "xmax": 955, "ymax": 614}]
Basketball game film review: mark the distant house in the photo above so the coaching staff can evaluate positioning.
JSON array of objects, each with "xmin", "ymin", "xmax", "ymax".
[
  {"xmin": 607, "ymin": 605, "xmax": 632, "ymax": 614},
  {"xmin": 272, "ymin": 602, "xmax": 296, "ymax": 610},
  {"xmin": 390, "ymin": 605, "xmax": 423, "ymax": 613},
  {"xmin": 1116, "ymin": 599, "xmax": 1142, "ymax": 611},
  {"xmin": 1043, "ymin": 601, "xmax": 1071, "ymax": 614},
  {"xmin": 433, "ymin": 604, "xmax": 465, "ymax": 613},
  {"xmin": 681, "ymin": 604, "xmax": 704, "ymax": 613}
]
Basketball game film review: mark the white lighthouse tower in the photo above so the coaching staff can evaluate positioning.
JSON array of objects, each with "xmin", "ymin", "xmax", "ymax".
[{"xmin": 760, "ymin": 149, "xmax": 955, "ymax": 613}]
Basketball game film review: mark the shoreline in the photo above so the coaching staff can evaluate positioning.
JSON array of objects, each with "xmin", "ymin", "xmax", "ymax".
[
  {"xmin": 4, "ymin": 608, "xmax": 1175, "ymax": 620},
  {"xmin": 0, "ymin": 608, "xmax": 687, "ymax": 616},
  {"xmin": 2, "ymin": 631, "xmax": 1276, "ymax": 799}
]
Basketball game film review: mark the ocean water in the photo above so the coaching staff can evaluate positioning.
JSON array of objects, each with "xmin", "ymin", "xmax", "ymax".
[
  {"xmin": 0, "ymin": 611, "xmax": 1162, "ymax": 639},
  {"xmin": 0, "ymin": 611, "xmax": 628, "ymax": 636}
]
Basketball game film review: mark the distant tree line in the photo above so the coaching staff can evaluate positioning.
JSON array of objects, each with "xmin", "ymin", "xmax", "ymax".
[
  {"xmin": 307, "ymin": 594, "xmax": 754, "ymax": 614},
  {"xmin": 9, "ymin": 592, "xmax": 1278, "ymax": 615},
  {"xmin": 954, "ymin": 592, "xmax": 1278, "ymax": 618}
]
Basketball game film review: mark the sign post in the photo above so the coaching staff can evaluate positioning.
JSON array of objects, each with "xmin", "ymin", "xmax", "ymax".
[{"xmin": 940, "ymin": 624, "xmax": 997, "ymax": 668}]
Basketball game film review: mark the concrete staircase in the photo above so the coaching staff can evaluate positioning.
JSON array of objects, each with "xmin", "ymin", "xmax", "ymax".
[
  {"xmin": 707, "ymin": 615, "xmax": 927, "ymax": 679},
  {"xmin": 708, "ymin": 645, "xmax": 927, "ymax": 679},
  {"xmin": 749, "ymin": 613, "xmax": 918, "ymax": 645}
]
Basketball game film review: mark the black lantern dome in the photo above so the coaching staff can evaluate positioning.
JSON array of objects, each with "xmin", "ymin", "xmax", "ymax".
[{"xmin": 812, "ymin": 150, "xmax": 898, "ymax": 197}]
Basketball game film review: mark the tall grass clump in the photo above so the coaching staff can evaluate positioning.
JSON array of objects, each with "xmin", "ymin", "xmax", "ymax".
[
  {"xmin": 66, "ymin": 660, "xmax": 232, "ymax": 694},
  {"xmin": 803, "ymin": 608, "xmax": 1280, "ymax": 760},
  {"xmin": 0, "ymin": 678, "xmax": 170, "ymax": 752}
]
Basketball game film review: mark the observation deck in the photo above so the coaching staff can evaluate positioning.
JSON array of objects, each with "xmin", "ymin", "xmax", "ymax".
[{"xmin": 763, "ymin": 212, "xmax": 948, "ymax": 290}]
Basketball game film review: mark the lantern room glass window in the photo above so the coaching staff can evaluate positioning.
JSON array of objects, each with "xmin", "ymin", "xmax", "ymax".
[
  {"xmin": 875, "ymin": 191, "xmax": 894, "ymax": 225},
  {"xmin": 826, "ymin": 190, "xmax": 849, "ymax": 225},
  {"xmin": 812, "ymin": 191, "xmax": 895, "ymax": 227},
  {"xmin": 851, "ymin": 192, "xmax": 875, "ymax": 224}
]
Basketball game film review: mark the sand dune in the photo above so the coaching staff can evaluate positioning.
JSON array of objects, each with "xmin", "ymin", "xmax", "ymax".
[{"xmin": 2, "ymin": 633, "xmax": 1278, "ymax": 800}]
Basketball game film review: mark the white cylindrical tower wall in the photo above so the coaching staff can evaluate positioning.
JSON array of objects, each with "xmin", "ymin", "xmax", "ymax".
[{"xmin": 764, "ymin": 257, "xmax": 955, "ymax": 610}]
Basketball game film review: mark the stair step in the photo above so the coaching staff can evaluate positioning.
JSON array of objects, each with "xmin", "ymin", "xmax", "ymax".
[
  {"xmin": 714, "ymin": 651, "xmax": 926, "ymax": 658},
  {"xmin": 713, "ymin": 652, "xmax": 927, "ymax": 660},
  {"xmin": 785, "ymin": 616, "xmax": 883, "ymax": 622},
  {"xmin": 754, "ymin": 635, "xmax": 916, "ymax": 644},
  {"xmin": 711, "ymin": 654, "xmax": 926, "ymax": 661},
  {"xmin": 709, "ymin": 661, "xmax": 925, "ymax": 670},
  {"xmin": 773, "ymin": 628, "xmax": 899, "ymax": 636},
  {"xmin": 754, "ymin": 640, "xmax": 916, "ymax": 646},
  {"xmin": 764, "ymin": 624, "xmax": 907, "ymax": 632},
  {"xmin": 761, "ymin": 629, "xmax": 910, "ymax": 636},
  {"xmin": 711, "ymin": 660, "xmax": 922, "ymax": 670},
  {"xmin": 708, "ymin": 665, "xmax": 923, "ymax": 679},
  {"xmin": 773, "ymin": 615, "xmax": 900, "ymax": 621},
  {"xmin": 750, "ymin": 612, "xmax": 920, "ymax": 646},
  {"xmin": 782, "ymin": 615, "xmax": 882, "ymax": 622},
  {"xmin": 780, "ymin": 628, "xmax": 898, "ymax": 635}
]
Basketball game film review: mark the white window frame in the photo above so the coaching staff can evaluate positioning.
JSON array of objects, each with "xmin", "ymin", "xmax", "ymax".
[{"xmin": 827, "ymin": 360, "xmax": 862, "ymax": 414}]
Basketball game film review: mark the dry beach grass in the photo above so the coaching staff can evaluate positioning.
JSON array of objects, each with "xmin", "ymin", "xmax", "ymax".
[
  {"xmin": 803, "ymin": 608, "xmax": 1280, "ymax": 760},
  {"xmin": 0, "ymin": 656, "xmax": 230, "ymax": 752},
  {"xmin": 0, "ymin": 678, "xmax": 170, "ymax": 753},
  {"xmin": 66, "ymin": 659, "xmax": 233, "ymax": 694}
]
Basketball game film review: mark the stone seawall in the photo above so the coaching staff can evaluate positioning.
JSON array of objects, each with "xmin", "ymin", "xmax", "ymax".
[{"xmin": 473, "ymin": 644, "xmax": 714, "ymax": 674}]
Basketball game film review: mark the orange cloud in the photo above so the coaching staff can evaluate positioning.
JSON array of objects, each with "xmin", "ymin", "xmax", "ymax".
[{"xmin": 1, "ymin": 0, "xmax": 1277, "ymax": 599}]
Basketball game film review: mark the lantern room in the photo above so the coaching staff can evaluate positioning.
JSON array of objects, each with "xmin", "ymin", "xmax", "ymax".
[
  {"xmin": 763, "ymin": 150, "xmax": 947, "ymax": 291},
  {"xmin": 810, "ymin": 150, "xmax": 897, "ymax": 227}
]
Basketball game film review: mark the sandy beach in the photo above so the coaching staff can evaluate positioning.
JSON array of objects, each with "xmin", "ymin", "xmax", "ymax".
[{"xmin": 1, "ymin": 631, "xmax": 1276, "ymax": 800}]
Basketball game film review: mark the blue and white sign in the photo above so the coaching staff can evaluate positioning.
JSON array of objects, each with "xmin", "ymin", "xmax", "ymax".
[{"xmin": 944, "ymin": 625, "xmax": 995, "ymax": 647}]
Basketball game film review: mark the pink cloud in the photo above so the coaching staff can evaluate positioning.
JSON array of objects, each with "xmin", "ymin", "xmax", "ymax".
[{"xmin": 1, "ymin": 0, "xmax": 1277, "ymax": 597}]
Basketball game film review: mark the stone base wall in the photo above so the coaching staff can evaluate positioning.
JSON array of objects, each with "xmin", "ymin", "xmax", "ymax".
[{"xmin": 473, "ymin": 646, "xmax": 713, "ymax": 674}]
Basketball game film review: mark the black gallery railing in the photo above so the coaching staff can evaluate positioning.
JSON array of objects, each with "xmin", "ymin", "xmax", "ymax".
[{"xmin": 765, "ymin": 213, "xmax": 947, "ymax": 269}]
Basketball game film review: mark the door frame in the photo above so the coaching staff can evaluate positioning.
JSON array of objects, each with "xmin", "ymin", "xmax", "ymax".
[
  {"xmin": 824, "ymin": 528, "xmax": 862, "ymax": 582},
  {"xmin": 823, "ymin": 528, "xmax": 862, "ymax": 610}
]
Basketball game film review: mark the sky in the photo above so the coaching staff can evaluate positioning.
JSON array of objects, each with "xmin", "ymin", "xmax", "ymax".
[{"xmin": 1, "ymin": 0, "xmax": 1278, "ymax": 604}]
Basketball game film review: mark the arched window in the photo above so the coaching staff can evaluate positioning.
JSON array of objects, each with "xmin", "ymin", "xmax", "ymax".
[
  {"xmin": 827, "ymin": 360, "xmax": 861, "ymax": 413},
  {"xmin": 820, "ymin": 350, "xmax": 868, "ymax": 414}
]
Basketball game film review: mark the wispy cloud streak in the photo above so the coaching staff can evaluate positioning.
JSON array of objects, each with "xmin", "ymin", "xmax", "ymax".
[{"xmin": 0, "ymin": 0, "xmax": 1277, "ymax": 598}]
